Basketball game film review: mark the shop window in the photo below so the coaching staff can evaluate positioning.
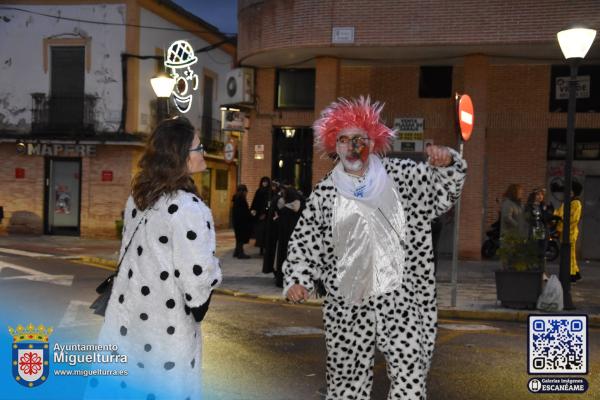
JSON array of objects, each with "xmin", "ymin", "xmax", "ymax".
[
  {"xmin": 216, "ymin": 169, "xmax": 228, "ymax": 190},
  {"xmin": 549, "ymin": 65, "xmax": 600, "ymax": 112},
  {"xmin": 419, "ymin": 66, "xmax": 452, "ymax": 98},
  {"xmin": 193, "ymin": 168, "xmax": 211, "ymax": 206},
  {"xmin": 547, "ymin": 129, "xmax": 600, "ymax": 160},
  {"xmin": 276, "ymin": 69, "xmax": 315, "ymax": 109}
]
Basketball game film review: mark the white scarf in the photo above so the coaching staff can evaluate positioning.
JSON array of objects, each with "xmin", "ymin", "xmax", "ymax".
[{"xmin": 331, "ymin": 154, "xmax": 388, "ymax": 206}]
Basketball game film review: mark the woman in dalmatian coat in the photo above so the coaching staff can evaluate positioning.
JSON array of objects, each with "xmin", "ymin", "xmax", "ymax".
[
  {"xmin": 284, "ymin": 97, "xmax": 467, "ymax": 400},
  {"xmin": 86, "ymin": 117, "xmax": 222, "ymax": 400}
]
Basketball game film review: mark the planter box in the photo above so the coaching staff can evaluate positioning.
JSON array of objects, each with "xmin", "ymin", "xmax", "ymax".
[{"xmin": 495, "ymin": 269, "xmax": 543, "ymax": 309}]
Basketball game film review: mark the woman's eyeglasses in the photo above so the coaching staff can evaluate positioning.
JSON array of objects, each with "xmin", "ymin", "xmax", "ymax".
[{"xmin": 189, "ymin": 144, "xmax": 206, "ymax": 155}]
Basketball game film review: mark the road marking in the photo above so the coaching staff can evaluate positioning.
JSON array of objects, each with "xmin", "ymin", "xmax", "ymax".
[
  {"xmin": 57, "ymin": 255, "xmax": 85, "ymax": 260},
  {"xmin": 71, "ymin": 259, "xmax": 116, "ymax": 272},
  {"xmin": 0, "ymin": 247, "xmax": 54, "ymax": 258},
  {"xmin": 58, "ymin": 300, "xmax": 103, "ymax": 328},
  {"xmin": 263, "ymin": 326, "xmax": 324, "ymax": 337},
  {"xmin": 439, "ymin": 323, "xmax": 500, "ymax": 331},
  {"xmin": 0, "ymin": 260, "xmax": 74, "ymax": 286}
]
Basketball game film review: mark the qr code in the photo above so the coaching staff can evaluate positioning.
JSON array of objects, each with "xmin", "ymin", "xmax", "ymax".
[{"xmin": 528, "ymin": 315, "xmax": 587, "ymax": 374}]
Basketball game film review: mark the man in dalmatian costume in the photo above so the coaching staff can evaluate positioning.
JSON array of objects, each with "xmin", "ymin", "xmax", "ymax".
[{"xmin": 283, "ymin": 97, "xmax": 467, "ymax": 399}]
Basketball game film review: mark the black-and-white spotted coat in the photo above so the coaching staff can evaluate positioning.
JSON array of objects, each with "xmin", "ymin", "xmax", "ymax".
[
  {"xmin": 86, "ymin": 191, "xmax": 222, "ymax": 400},
  {"xmin": 283, "ymin": 149, "xmax": 467, "ymax": 399}
]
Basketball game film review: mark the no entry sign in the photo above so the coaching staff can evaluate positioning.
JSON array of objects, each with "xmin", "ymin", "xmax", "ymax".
[{"xmin": 458, "ymin": 94, "xmax": 474, "ymax": 141}]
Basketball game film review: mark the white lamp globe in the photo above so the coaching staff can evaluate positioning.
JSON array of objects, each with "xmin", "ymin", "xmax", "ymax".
[
  {"xmin": 557, "ymin": 28, "xmax": 597, "ymax": 59},
  {"xmin": 150, "ymin": 73, "xmax": 176, "ymax": 98}
]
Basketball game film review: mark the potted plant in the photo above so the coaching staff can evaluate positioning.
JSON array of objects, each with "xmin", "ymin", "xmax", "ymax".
[{"xmin": 494, "ymin": 233, "xmax": 544, "ymax": 309}]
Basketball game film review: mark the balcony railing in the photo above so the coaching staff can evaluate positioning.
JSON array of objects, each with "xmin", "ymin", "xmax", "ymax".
[
  {"xmin": 31, "ymin": 93, "xmax": 97, "ymax": 136},
  {"xmin": 200, "ymin": 116, "xmax": 225, "ymax": 155}
]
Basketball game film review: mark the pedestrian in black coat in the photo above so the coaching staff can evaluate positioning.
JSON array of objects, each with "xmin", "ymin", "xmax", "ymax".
[
  {"xmin": 274, "ymin": 185, "xmax": 304, "ymax": 287},
  {"xmin": 262, "ymin": 181, "xmax": 281, "ymax": 274},
  {"xmin": 232, "ymin": 184, "xmax": 252, "ymax": 259},
  {"xmin": 250, "ymin": 176, "xmax": 271, "ymax": 254}
]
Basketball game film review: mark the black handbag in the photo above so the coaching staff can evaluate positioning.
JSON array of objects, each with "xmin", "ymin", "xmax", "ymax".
[
  {"xmin": 90, "ymin": 212, "xmax": 146, "ymax": 316},
  {"xmin": 191, "ymin": 292, "xmax": 213, "ymax": 322}
]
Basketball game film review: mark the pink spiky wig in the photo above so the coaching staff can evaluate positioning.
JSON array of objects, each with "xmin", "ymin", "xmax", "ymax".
[{"xmin": 313, "ymin": 96, "xmax": 396, "ymax": 155}]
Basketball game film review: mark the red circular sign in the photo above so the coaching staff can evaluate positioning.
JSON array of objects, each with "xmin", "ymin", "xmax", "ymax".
[{"xmin": 458, "ymin": 94, "xmax": 474, "ymax": 141}]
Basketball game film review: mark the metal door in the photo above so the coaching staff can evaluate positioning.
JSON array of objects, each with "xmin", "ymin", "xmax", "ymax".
[{"xmin": 45, "ymin": 158, "xmax": 81, "ymax": 235}]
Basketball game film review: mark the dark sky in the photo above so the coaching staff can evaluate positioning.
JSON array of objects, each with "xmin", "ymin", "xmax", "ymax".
[{"xmin": 172, "ymin": 0, "xmax": 238, "ymax": 34}]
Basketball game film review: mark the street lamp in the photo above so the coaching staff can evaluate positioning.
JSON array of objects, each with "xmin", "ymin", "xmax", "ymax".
[
  {"xmin": 556, "ymin": 27, "xmax": 596, "ymax": 310},
  {"xmin": 150, "ymin": 72, "xmax": 175, "ymax": 122}
]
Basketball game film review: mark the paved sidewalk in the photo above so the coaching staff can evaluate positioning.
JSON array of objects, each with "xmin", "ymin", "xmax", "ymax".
[{"xmin": 1, "ymin": 230, "xmax": 599, "ymax": 325}]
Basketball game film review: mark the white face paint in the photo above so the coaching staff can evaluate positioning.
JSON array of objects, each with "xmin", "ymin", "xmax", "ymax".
[{"xmin": 336, "ymin": 127, "xmax": 372, "ymax": 173}]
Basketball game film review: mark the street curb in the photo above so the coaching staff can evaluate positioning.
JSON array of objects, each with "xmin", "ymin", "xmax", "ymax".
[
  {"xmin": 78, "ymin": 256, "xmax": 117, "ymax": 269},
  {"xmin": 438, "ymin": 308, "xmax": 600, "ymax": 328},
  {"xmin": 212, "ymin": 288, "xmax": 323, "ymax": 307},
  {"xmin": 76, "ymin": 256, "xmax": 600, "ymax": 327}
]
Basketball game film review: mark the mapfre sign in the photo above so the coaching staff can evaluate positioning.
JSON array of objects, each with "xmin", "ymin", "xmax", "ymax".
[{"xmin": 23, "ymin": 143, "xmax": 97, "ymax": 157}]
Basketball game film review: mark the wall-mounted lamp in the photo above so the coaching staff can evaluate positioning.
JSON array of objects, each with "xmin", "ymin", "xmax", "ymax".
[
  {"xmin": 150, "ymin": 73, "xmax": 176, "ymax": 98},
  {"xmin": 150, "ymin": 72, "xmax": 176, "ymax": 122},
  {"xmin": 283, "ymin": 127, "xmax": 296, "ymax": 138},
  {"xmin": 221, "ymin": 106, "xmax": 240, "ymax": 112}
]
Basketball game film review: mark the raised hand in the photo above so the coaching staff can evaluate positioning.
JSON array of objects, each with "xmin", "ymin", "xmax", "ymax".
[{"xmin": 425, "ymin": 145, "xmax": 453, "ymax": 167}]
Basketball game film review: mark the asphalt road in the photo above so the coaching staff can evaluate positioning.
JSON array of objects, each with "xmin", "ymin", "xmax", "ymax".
[{"xmin": 1, "ymin": 251, "xmax": 598, "ymax": 400}]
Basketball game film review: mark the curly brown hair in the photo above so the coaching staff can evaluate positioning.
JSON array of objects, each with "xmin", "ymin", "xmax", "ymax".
[
  {"xmin": 132, "ymin": 117, "xmax": 199, "ymax": 210},
  {"xmin": 503, "ymin": 183, "xmax": 523, "ymax": 204}
]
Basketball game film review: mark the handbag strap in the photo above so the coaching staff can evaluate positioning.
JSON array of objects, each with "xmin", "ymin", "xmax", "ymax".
[{"xmin": 115, "ymin": 209, "xmax": 149, "ymax": 273}]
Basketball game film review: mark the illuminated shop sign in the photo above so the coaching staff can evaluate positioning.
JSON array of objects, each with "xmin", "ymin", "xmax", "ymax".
[{"xmin": 165, "ymin": 40, "xmax": 198, "ymax": 113}]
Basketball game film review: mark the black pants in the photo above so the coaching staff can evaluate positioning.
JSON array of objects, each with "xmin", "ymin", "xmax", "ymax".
[
  {"xmin": 536, "ymin": 238, "xmax": 547, "ymax": 273},
  {"xmin": 234, "ymin": 240, "xmax": 246, "ymax": 256}
]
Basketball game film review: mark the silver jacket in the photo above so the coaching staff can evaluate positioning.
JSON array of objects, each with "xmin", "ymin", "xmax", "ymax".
[
  {"xmin": 283, "ymin": 149, "xmax": 467, "ymax": 302},
  {"xmin": 333, "ymin": 177, "xmax": 407, "ymax": 304}
]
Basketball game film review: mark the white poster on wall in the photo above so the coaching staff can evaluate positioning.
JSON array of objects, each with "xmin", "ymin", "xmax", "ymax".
[
  {"xmin": 555, "ymin": 76, "xmax": 590, "ymax": 100},
  {"xmin": 392, "ymin": 118, "xmax": 424, "ymax": 152}
]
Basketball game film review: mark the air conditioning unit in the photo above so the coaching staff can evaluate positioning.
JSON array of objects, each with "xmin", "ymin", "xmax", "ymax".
[{"xmin": 224, "ymin": 68, "xmax": 254, "ymax": 105}]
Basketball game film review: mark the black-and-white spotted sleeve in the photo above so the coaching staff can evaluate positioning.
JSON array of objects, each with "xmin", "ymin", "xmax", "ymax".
[
  {"xmin": 384, "ymin": 147, "xmax": 467, "ymax": 220},
  {"xmin": 171, "ymin": 203, "xmax": 222, "ymax": 308},
  {"xmin": 282, "ymin": 187, "xmax": 326, "ymax": 296}
]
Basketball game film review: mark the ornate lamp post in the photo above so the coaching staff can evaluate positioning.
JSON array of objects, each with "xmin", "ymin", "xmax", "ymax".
[
  {"xmin": 556, "ymin": 27, "xmax": 596, "ymax": 309},
  {"xmin": 150, "ymin": 72, "xmax": 175, "ymax": 122}
]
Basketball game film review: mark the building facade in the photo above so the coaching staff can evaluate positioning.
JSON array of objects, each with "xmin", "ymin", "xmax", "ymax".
[
  {"xmin": 236, "ymin": 0, "xmax": 600, "ymax": 259},
  {"xmin": 0, "ymin": 0, "xmax": 237, "ymax": 237}
]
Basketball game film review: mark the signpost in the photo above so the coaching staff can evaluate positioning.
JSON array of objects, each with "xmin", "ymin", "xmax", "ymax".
[
  {"xmin": 451, "ymin": 94, "xmax": 474, "ymax": 307},
  {"xmin": 224, "ymin": 140, "xmax": 236, "ymax": 164}
]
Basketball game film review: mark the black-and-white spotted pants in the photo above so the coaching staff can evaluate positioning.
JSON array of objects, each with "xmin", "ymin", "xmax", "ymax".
[{"xmin": 323, "ymin": 290, "xmax": 429, "ymax": 400}]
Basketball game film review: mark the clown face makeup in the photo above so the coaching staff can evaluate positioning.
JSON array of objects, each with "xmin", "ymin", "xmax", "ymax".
[{"xmin": 336, "ymin": 127, "xmax": 372, "ymax": 173}]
